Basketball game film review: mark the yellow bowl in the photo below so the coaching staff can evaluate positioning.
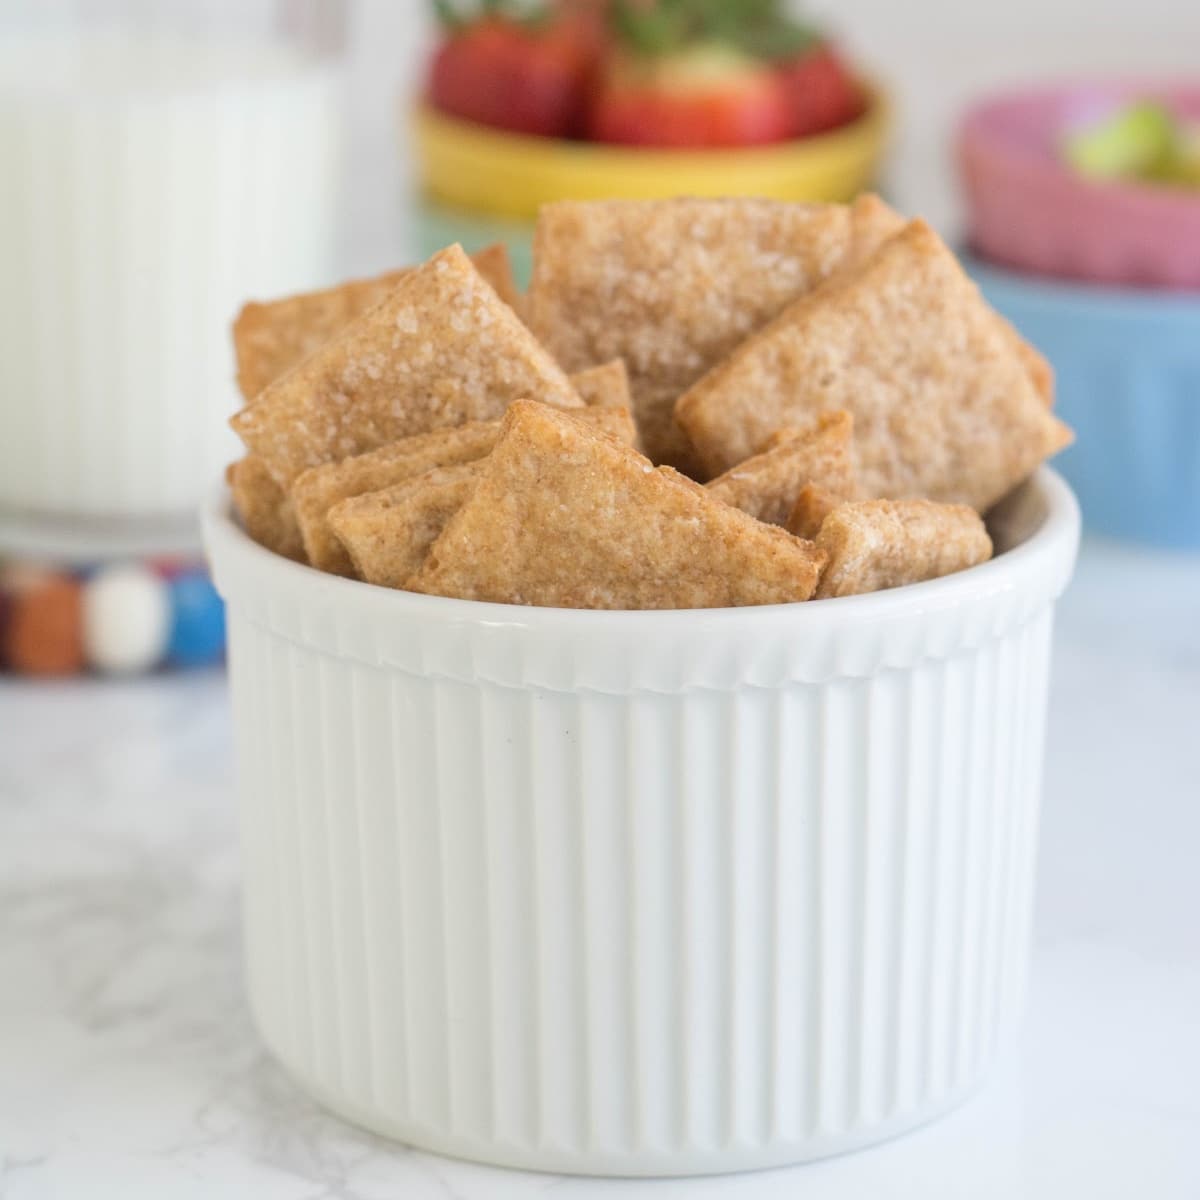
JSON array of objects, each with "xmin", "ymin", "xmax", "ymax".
[{"xmin": 412, "ymin": 87, "xmax": 891, "ymax": 221}]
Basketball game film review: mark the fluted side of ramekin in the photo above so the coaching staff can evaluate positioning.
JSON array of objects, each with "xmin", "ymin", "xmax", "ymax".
[{"xmin": 208, "ymin": 471, "xmax": 1079, "ymax": 1175}]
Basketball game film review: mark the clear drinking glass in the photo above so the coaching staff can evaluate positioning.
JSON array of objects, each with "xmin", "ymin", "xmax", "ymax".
[{"xmin": 0, "ymin": 0, "xmax": 346, "ymax": 526}]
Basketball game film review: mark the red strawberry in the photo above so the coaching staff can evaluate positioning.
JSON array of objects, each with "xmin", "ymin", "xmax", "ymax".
[
  {"xmin": 776, "ymin": 44, "xmax": 864, "ymax": 137},
  {"xmin": 588, "ymin": 43, "xmax": 793, "ymax": 148},
  {"xmin": 427, "ymin": 3, "xmax": 599, "ymax": 138}
]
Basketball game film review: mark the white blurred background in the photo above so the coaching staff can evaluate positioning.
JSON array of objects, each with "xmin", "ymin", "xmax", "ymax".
[{"xmin": 342, "ymin": 0, "xmax": 1200, "ymax": 273}]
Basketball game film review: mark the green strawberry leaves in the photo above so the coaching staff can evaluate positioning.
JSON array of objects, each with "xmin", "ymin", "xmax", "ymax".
[
  {"xmin": 612, "ymin": 0, "xmax": 818, "ymax": 61},
  {"xmin": 433, "ymin": 0, "xmax": 550, "ymax": 32}
]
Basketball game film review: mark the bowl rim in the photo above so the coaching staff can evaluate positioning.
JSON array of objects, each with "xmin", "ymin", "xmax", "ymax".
[
  {"xmin": 203, "ymin": 467, "xmax": 1078, "ymax": 631},
  {"xmin": 411, "ymin": 84, "xmax": 889, "ymax": 168}
]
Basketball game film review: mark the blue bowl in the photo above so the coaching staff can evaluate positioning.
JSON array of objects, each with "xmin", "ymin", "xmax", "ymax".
[{"xmin": 965, "ymin": 255, "xmax": 1200, "ymax": 549}]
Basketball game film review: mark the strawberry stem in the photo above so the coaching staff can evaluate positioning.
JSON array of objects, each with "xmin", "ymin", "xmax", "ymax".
[
  {"xmin": 611, "ymin": 0, "xmax": 817, "ymax": 61},
  {"xmin": 432, "ymin": 0, "xmax": 551, "ymax": 31}
]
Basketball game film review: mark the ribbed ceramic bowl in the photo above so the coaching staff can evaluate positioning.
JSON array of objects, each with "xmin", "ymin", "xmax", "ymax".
[
  {"xmin": 410, "ymin": 91, "xmax": 890, "ymax": 283},
  {"xmin": 204, "ymin": 468, "xmax": 1079, "ymax": 1177},
  {"xmin": 958, "ymin": 82, "xmax": 1200, "ymax": 289},
  {"xmin": 968, "ymin": 253, "xmax": 1200, "ymax": 549}
]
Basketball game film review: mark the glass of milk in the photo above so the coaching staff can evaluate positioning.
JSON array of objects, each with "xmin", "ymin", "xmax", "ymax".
[{"xmin": 0, "ymin": 0, "xmax": 345, "ymax": 524}]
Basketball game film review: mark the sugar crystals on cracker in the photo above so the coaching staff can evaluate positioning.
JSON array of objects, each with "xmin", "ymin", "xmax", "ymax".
[
  {"xmin": 705, "ymin": 410, "xmax": 857, "ymax": 525},
  {"xmin": 232, "ymin": 244, "xmax": 520, "ymax": 403},
  {"xmin": 526, "ymin": 196, "xmax": 903, "ymax": 472},
  {"xmin": 675, "ymin": 220, "xmax": 1072, "ymax": 508},
  {"xmin": 407, "ymin": 401, "xmax": 826, "ymax": 609},
  {"xmin": 231, "ymin": 244, "xmax": 577, "ymax": 487},
  {"xmin": 813, "ymin": 498, "xmax": 993, "ymax": 599}
]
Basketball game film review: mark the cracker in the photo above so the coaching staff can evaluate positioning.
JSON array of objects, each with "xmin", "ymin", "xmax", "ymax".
[
  {"xmin": 292, "ymin": 421, "xmax": 498, "ymax": 574},
  {"xmin": 1003, "ymin": 319, "xmax": 1055, "ymax": 406},
  {"xmin": 331, "ymin": 463, "xmax": 481, "ymax": 588},
  {"xmin": 786, "ymin": 482, "xmax": 845, "ymax": 540},
  {"xmin": 704, "ymin": 411, "xmax": 857, "ymax": 525},
  {"xmin": 232, "ymin": 244, "xmax": 580, "ymax": 487},
  {"xmin": 227, "ymin": 456, "xmax": 306, "ymax": 561},
  {"xmin": 232, "ymin": 244, "xmax": 520, "ymax": 403},
  {"xmin": 293, "ymin": 400, "xmax": 637, "ymax": 575},
  {"xmin": 467, "ymin": 241, "xmax": 522, "ymax": 311},
  {"xmin": 674, "ymin": 220, "xmax": 1073, "ymax": 508},
  {"xmin": 526, "ymin": 196, "xmax": 901, "ymax": 473},
  {"xmin": 813, "ymin": 499, "xmax": 993, "ymax": 599},
  {"xmin": 843, "ymin": 191, "xmax": 906, "ymax": 267},
  {"xmin": 407, "ymin": 401, "xmax": 825, "ymax": 609},
  {"xmin": 570, "ymin": 358, "xmax": 631, "ymax": 409},
  {"xmin": 839, "ymin": 196, "xmax": 1055, "ymax": 408}
]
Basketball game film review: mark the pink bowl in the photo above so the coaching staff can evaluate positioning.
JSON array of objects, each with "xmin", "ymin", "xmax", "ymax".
[{"xmin": 958, "ymin": 81, "xmax": 1200, "ymax": 289}]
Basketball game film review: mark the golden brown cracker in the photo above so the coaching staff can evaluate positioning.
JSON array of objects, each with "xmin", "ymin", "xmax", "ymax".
[
  {"xmin": 232, "ymin": 270, "xmax": 407, "ymax": 404},
  {"xmin": 292, "ymin": 421, "xmax": 500, "ymax": 575},
  {"xmin": 292, "ymin": 402, "xmax": 637, "ymax": 576},
  {"xmin": 813, "ymin": 498, "xmax": 993, "ymax": 599},
  {"xmin": 231, "ymin": 244, "xmax": 581, "ymax": 487},
  {"xmin": 231, "ymin": 245, "xmax": 520, "ymax": 403},
  {"xmin": 843, "ymin": 192, "xmax": 906, "ymax": 267},
  {"xmin": 841, "ymin": 195, "xmax": 1055, "ymax": 407},
  {"xmin": 407, "ymin": 401, "xmax": 825, "ymax": 609},
  {"xmin": 334, "ymin": 405, "xmax": 643, "ymax": 587},
  {"xmin": 1004, "ymin": 320, "xmax": 1055, "ymax": 406},
  {"xmin": 468, "ymin": 241, "xmax": 522, "ymax": 311},
  {"xmin": 228, "ymin": 456, "xmax": 306, "ymax": 562},
  {"xmin": 330, "ymin": 463, "xmax": 480, "ymax": 588},
  {"xmin": 674, "ymin": 220, "xmax": 1073, "ymax": 508},
  {"xmin": 786, "ymin": 482, "xmax": 844, "ymax": 541},
  {"xmin": 570, "ymin": 359, "xmax": 631, "ymax": 409},
  {"xmin": 525, "ymin": 197, "xmax": 901, "ymax": 473},
  {"xmin": 704, "ymin": 411, "xmax": 857, "ymax": 525}
]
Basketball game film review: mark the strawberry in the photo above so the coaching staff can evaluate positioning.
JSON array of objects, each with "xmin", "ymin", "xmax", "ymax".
[
  {"xmin": 428, "ymin": 2, "xmax": 600, "ymax": 138},
  {"xmin": 588, "ymin": 43, "xmax": 794, "ymax": 148},
  {"xmin": 587, "ymin": 0, "xmax": 860, "ymax": 148},
  {"xmin": 776, "ymin": 43, "xmax": 864, "ymax": 138}
]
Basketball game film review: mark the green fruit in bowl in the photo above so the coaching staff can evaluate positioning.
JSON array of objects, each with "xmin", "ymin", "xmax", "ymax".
[
  {"xmin": 1064, "ymin": 100, "xmax": 1200, "ymax": 189},
  {"xmin": 1158, "ymin": 123, "xmax": 1200, "ymax": 186}
]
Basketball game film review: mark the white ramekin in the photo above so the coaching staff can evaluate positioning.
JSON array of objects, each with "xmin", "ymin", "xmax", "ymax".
[{"xmin": 203, "ymin": 469, "xmax": 1079, "ymax": 1177}]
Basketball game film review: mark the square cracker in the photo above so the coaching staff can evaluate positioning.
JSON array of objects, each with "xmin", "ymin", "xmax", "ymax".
[
  {"xmin": 227, "ymin": 456, "xmax": 306, "ymax": 561},
  {"xmin": 525, "ymin": 194, "xmax": 900, "ymax": 474},
  {"xmin": 786, "ymin": 482, "xmax": 845, "ymax": 541},
  {"xmin": 232, "ymin": 243, "xmax": 520, "ymax": 402},
  {"xmin": 331, "ymin": 463, "xmax": 480, "ymax": 588},
  {"xmin": 837, "ymin": 197, "xmax": 1054, "ymax": 408},
  {"xmin": 231, "ymin": 244, "xmax": 579, "ymax": 487},
  {"xmin": 293, "ymin": 400, "xmax": 637, "ymax": 576},
  {"xmin": 292, "ymin": 422, "xmax": 498, "ymax": 575},
  {"xmin": 674, "ymin": 220, "xmax": 1073, "ymax": 508},
  {"xmin": 705, "ymin": 410, "xmax": 857, "ymax": 525},
  {"xmin": 407, "ymin": 400, "xmax": 825, "ymax": 609},
  {"xmin": 326, "ymin": 404, "xmax": 639, "ymax": 583},
  {"xmin": 569, "ymin": 358, "xmax": 631, "ymax": 409},
  {"xmin": 813, "ymin": 499, "xmax": 993, "ymax": 599}
]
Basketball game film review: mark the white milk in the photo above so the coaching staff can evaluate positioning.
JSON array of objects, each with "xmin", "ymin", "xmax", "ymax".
[{"xmin": 0, "ymin": 32, "xmax": 341, "ymax": 519}]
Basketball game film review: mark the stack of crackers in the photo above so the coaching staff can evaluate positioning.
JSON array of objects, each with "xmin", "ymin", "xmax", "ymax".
[{"xmin": 227, "ymin": 197, "xmax": 1071, "ymax": 609}]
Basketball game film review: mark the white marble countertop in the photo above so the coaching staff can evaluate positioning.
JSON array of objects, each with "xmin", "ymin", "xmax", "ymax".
[{"xmin": 2, "ymin": 537, "xmax": 1199, "ymax": 1200}]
